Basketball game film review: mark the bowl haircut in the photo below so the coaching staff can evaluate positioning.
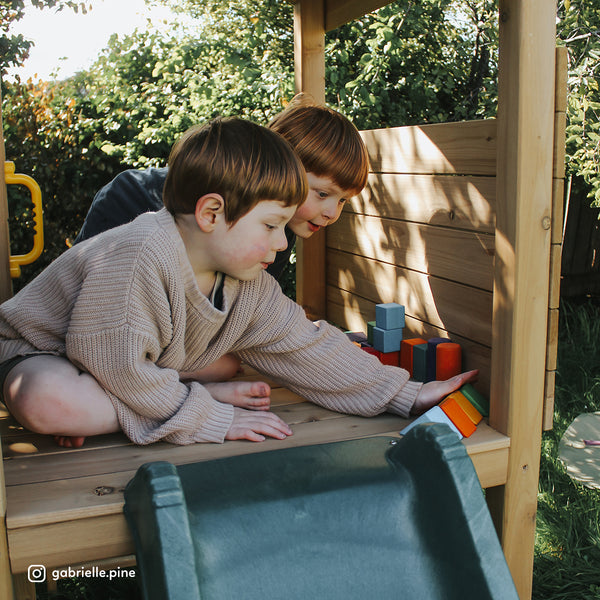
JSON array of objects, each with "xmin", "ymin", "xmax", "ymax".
[
  {"xmin": 163, "ymin": 117, "xmax": 308, "ymax": 224},
  {"xmin": 269, "ymin": 94, "xmax": 370, "ymax": 196}
]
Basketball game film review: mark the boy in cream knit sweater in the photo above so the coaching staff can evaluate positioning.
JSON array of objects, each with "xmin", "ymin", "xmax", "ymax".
[{"xmin": 0, "ymin": 118, "xmax": 476, "ymax": 446}]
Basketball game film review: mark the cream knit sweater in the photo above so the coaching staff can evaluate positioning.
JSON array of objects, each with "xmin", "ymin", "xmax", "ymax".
[{"xmin": 0, "ymin": 209, "xmax": 422, "ymax": 445}]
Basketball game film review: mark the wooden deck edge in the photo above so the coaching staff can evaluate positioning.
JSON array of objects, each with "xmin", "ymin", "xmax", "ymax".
[{"xmin": 6, "ymin": 422, "xmax": 510, "ymax": 574}]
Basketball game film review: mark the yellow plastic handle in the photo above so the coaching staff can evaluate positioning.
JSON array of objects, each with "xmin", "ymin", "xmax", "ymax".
[{"xmin": 4, "ymin": 162, "xmax": 44, "ymax": 278}]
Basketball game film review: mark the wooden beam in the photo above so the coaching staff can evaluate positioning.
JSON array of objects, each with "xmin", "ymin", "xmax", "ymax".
[
  {"xmin": 543, "ymin": 46, "xmax": 568, "ymax": 431},
  {"xmin": 0, "ymin": 90, "xmax": 16, "ymax": 600},
  {"xmin": 325, "ymin": 0, "xmax": 389, "ymax": 31},
  {"xmin": 293, "ymin": 0, "xmax": 327, "ymax": 319},
  {"xmin": 487, "ymin": 2, "xmax": 557, "ymax": 599},
  {"xmin": 0, "ymin": 88, "xmax": 13, "ymax": 303}
]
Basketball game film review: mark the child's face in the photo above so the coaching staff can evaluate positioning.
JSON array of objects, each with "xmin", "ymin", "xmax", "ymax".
[
  {"xmin": 287, "ymin": 173, "xmax": 352, "ymax": 239},
  {"xmin": 212, "ymin": 200, "xmax": 296, "ymax": 280}
]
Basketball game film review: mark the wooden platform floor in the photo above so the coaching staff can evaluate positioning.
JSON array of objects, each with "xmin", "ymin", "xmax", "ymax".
[{"xmin": 1, "ymin": 368, "xmax": 510, "ymax": 573}]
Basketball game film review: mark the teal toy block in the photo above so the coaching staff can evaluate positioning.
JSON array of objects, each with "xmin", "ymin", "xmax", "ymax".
[
  {"xmin": 375, "ymin": 303, "xmax": 405, "ymax": 330},
  {"xmin": 399, "ymin": 405, "xmax": 463, "ymax": 440},
  {"xmin": 460, "ymin": 383, "xmax": 490, "ymax": 417},
  {"xmin": 373, "ymin": 326, "xmax": 403, "ymax": 353},
  {"xmin": 412, "ymin": 343, "xmax": 428, "ymax": 382},
  {"xmin": 367, "ymin": 321, "xmax": 376, "ymax": 345}
]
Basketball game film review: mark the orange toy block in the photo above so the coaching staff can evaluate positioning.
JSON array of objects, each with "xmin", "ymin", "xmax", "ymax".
[
  {"xmin": 440, "ymin": 395, "xmax": 477, "ymax": 437},
  {"xmin": 435, "ymin": 342, "xmax": 462, "ymax": 380},
  {"xmin": 399, "ymin": 338, "xmax": 427, "ymax": 376},
  {"xmin": 446, "ymin": 391, "xmax": 483, "ymax": 425}
]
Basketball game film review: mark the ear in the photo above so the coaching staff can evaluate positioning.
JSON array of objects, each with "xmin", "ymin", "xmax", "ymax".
[{"xmin": 194, "ymin": 194, "xmax": 225, "ymax": 232}]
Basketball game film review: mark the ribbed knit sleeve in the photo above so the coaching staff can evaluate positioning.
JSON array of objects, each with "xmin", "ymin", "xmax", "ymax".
[{"xmin": 235, "ymin": 276, "xmax": 422, "ymax": 418}]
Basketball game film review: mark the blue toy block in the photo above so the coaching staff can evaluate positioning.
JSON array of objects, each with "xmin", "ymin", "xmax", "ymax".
[
  {"xmin": 399, "ymin": 405, "xmax": 463, "ymax": 440},
  {"xmin": 426, "ymin": 337, "xmax": 452, "ymax": 382},
  {"xmin": 375, "ymin": 303, "xmax": 405, "ymax": 330},
  {"xmin": 412, "ymin": 343, "xmax": 428, "ymax": 382},
  {"xmin": 373, "ymin": 326, "xmax": 403, "ymax": 353}
]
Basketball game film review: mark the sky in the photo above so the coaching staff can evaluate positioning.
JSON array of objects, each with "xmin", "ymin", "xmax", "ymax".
[{"xmin": 8, "ymin": 0, "xmax": 178, "ymax": 81}]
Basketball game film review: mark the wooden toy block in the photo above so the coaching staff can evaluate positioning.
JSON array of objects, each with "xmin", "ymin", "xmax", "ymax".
[
  {"xmin": 435, "ymin": 342, "xmax": 462, "ymax": 380},
  {"xmin": 361, "ymin": 346, "xmax": 381, "ymax": 359},
  {"xmin": 373, "ymin": 326, "xmax": 403, "ymax": 353},
  {"xmin": 399, "ymin": 405, "xmax": 463, "ymax": 439},
  {"xmin": 426, "ymin": 337, "xmax": 452, "ymax": 382},
  {"xmin": 375, "ymin": 303, "xmax": 405, "ymax": 330},
  {"xmin": 460, "ymin": 383, "xmax": 490, "ymax": 417},
  {"xmin": 446, "ymin": 391, "xmax": 483, "ymax": 425},
  {"xmin": 399, "ymin": 338, "xmax": 427, "ymax": 376},
  {"xmin": 412, "ymin": 343, "xmax": 428, "ymax": 382},
  {"xmin": 379, "ymin": 350, "xmax": 400, "ymax": 366},
  {"xmin": 367, "ymin": 321, "xmax": 376, "ymax": 344},
  {"xmin": 440, "ymin": 396, "xmax": 477, "ymax": 437}
]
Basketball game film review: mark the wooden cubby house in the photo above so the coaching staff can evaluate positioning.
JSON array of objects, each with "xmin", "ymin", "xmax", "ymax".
[{"xmin": 0, "ymin": 1, "xmax": 564, "ymax": 599}]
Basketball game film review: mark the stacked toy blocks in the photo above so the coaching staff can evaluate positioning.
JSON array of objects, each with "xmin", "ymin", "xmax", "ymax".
[
  {"xmin": 400, "ymin": 383, "xmax": 489, "ymax": 440},
  {"xmin": 372, "ymin": 303, "xmax": 404, "ymax": 365},
  {"xmin": 349, "ymin": 303, "xmax": 464, "ymax": 380},
  {"xmin": 343, "ymin": 301, "xmax": 490, "ymax": 440}
]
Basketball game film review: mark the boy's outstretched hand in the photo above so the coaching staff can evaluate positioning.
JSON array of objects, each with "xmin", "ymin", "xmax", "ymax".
[
  {"xmin": 226, "ymin": 407, "xmax": 293, "ymax": 442},
  {"xmin": 410, "ymin": 370, "xmax": 479, "ymax": 416}
]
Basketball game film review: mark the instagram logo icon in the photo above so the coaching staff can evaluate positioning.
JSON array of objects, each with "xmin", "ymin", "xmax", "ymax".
[{"xmin": 27, "ymin": 564, "xmax": 46, "ymax": 583}]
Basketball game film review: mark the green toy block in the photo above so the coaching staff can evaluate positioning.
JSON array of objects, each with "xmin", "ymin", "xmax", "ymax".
[
  {"xmin": 367, "ymin": 321, "xmax": 376, "ymax": 345},
  {"xmin": 460, "ymin": 383, "xmax": 489, "ymax": 418}
]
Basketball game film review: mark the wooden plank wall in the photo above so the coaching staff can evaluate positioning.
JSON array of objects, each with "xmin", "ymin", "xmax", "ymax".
[
  {"xmin": 543, "ymin": 46, "xmax": 568, "ymax": 430},
  {"xmin": 326, "ymin": 119, "xmax": 496, "ymax": 393}
]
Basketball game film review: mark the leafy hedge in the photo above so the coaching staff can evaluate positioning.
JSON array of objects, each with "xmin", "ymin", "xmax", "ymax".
[{"xmin": 4, "ymin": 0, "xmax": 598, "ymax": 290}]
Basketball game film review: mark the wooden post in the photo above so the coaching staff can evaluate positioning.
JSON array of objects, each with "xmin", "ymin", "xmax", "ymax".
[
  {"xmin": 542, "ymin": 46, "xmax": 568, "ymax": 431},
  {"xmin": 487, "ymin": 2, "xmax": 557, "ymax": 599},
  {"xmin": 0, "ymin": 88, "xmax": 16, "ymax": 600},
  {"xmin": 293, "ymin": 0, "xmax": 327, "ymax": 319},
  {"xmin": 0, "ymin": 440, "xmax": 15, "ymax": 600},
  {"xmin": 0, "ymin": 88, "xmax": 13, "ymax": 302}
]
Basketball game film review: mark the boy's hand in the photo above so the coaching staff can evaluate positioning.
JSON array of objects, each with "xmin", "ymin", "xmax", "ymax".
[
  {"xmin": 226, "ymin": 407, "xmax": 293, "ymax": 442},
  {"xmin": 410, "ymin": 370, "xmax": 479, "ymax": 416}
]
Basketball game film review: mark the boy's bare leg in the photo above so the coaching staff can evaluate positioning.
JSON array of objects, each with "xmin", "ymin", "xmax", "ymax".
[
  {"xmin": 3, "ymin": 355, "xmax": 120, "ymax": 447},
  {"xmin": 181, "ymin": 354, "xmax": 271, "ymax": 411}
]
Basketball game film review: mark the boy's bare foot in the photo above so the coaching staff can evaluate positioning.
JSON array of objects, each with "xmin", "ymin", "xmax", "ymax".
[
  {"xmin": 54, "ymin": 435, "xmax": 86, "ymax": 448},
  {"xmin": 204, "ymin": 381, "xmax": 271, "ymax": 410}
]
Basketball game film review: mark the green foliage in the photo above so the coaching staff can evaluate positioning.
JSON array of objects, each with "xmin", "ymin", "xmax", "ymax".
[
  {"xmin": 326, "ymin": 0, "xmax": 498, "ymax": 129},
  {"xmin": 557, "ymin": 1, "xmax": 600, "ymax": 209},
  {"xmin": 3, "ymin": 76, "xmax": 124, "ymax": 287},
  {"xmin": 533, "ymin": 299, "xmax": 600, "ymax": 600}
]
